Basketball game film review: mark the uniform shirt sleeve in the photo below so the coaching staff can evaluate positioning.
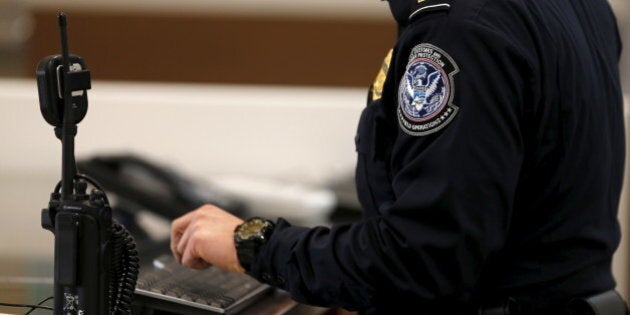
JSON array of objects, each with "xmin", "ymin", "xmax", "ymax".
[{"xmin": 248, "ymin": 5, "xmax": 536, "ymax": 312}]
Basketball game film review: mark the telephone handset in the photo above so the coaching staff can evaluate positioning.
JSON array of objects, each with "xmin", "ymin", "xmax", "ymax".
[{"xmin": 77, "ymin": 155, "xmax": 247, "ymax": 220}]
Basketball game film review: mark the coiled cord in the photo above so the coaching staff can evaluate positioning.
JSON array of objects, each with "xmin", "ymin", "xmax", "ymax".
[
  {"xmin": 110, "ymin": 221, "xmax": 140, "ymax": 314},
  {"xmin": 53, "ymin": 174, "xmax": 140, "ymax": 314}
]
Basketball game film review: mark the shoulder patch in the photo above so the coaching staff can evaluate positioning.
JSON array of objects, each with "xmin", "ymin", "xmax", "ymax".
[
  {"xmin": 397, "ymin": 43, "xmax": 459, "ymax": 136},
  {"xmin": 409, "ymin": 0, "xmax": 451, "ymax": 21}
]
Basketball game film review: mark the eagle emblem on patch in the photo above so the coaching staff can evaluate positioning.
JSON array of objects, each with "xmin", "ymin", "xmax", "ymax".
[{"xmin": 398, "ymin": 43, "xmax": 459, "ymax": 136}]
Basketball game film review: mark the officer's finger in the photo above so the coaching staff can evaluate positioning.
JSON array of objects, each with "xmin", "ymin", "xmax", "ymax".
[
  {"xmin": 171, "ymin": 210, "xmax": 195, "ymax": 236},
  {"xmin": 180, "ymin": 242, "xmax": 195, "ymax": 268},
  {"xmin": 176, "ymin": 223, "xmax": 197, "ymax": 264},
  {"xmin": 170, "ymin": 227, "xmax": 183, "ymax": 263},
  {"xmin": 180, "ymin": 235, "xmax": 209, "ymax": 269},
  {"xmin": 170, "ymin": 209, "xmax": 197, "ymax": 262}
]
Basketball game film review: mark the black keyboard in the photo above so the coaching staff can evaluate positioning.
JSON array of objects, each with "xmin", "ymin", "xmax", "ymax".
[{"xmin": 134, "ymin": 255, "xmax": 272, "ymax": 314}]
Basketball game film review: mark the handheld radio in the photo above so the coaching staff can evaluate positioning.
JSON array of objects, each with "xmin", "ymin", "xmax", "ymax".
[{"xmin": 37, "ymin": 12, "xmax": 139, "ymax": 314}]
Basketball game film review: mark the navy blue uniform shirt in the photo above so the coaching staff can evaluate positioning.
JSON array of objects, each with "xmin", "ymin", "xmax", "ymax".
[{"xmin": 249, "ymin": 0, "xmax": 625, "ymax": 313}]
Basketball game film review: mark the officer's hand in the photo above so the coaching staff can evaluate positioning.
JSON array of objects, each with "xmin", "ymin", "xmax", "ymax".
[{"xmin": 170, "ymin": 204, "xmax": 245, "ymax": 273}]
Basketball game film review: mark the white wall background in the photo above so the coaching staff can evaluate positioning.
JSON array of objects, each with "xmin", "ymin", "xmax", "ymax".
[{"xmin": 0, "ymin": 79, "xmax": 365, "ymax": 258}]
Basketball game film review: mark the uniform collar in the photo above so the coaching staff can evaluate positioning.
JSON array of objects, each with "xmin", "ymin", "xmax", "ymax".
[{"xmin": 387, "ymin": 0, "xmax": 452, "ymax": 26}]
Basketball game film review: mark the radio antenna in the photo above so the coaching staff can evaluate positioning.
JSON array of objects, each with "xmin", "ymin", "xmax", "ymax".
[{"xmin": 58, "ymin": 12, "xmax": 77, "ymax": 200}]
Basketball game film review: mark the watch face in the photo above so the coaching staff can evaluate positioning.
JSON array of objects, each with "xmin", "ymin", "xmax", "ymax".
[{"xmin": 238, "ymin": 218, "xmax": 268, "ymax": 239}]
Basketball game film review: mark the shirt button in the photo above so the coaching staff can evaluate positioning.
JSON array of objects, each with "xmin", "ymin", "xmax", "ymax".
[
  {"xmin": 275, "ymin": 275, "xmax": 285, "ymax": 285},
  {"xmin": 261, "ymin": 272, "xmax": 272, "ymax": 282}
]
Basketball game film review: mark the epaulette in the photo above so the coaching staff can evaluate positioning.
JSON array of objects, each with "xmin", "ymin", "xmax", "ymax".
[
  {"xmin": 409, "ymin": 0, "xmax": 452, "ymax": 21},
  {"xmin": 369, "ymin": 49, "xmax": 393, "ymax": 102}
]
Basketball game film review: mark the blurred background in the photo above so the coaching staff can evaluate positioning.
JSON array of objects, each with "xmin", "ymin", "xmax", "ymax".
[
  {"xmin": 0, "ymin": 0, "xmax": 397, "ymax": 86},
  {"xmin": 0, "ymin": 0, "xmax": 628, "ymax": 308}
]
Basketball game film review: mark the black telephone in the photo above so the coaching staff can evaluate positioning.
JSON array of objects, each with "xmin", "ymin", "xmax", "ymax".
[{"xmin": 77, "ymin": 155, "xmax": 247, "ymax": 221}]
